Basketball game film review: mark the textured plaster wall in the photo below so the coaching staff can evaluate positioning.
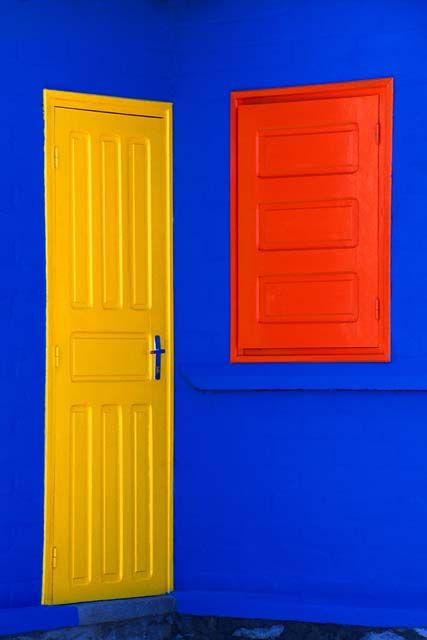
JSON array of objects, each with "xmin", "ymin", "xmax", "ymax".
[
  {"xmin": 2, "ymin": 0, "xmax": 427, "ymax": 629},
  {"xmin": 171, "ymin": 0, "xmax": 427, "ymax": 626}
]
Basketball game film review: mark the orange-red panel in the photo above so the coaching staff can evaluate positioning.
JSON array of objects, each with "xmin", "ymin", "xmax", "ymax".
[{"xmin": 230, "ymin": 78, "xmax": 393, "ymax": 362}]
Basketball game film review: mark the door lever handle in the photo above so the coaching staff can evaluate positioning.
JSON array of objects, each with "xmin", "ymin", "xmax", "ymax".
[{"xmin": 150, "ymin": 335, "xmax": 166, "ymax": 380}]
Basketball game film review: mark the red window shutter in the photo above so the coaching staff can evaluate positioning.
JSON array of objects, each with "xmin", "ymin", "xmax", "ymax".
[{"xmin": 230, "ymin": 79, "xmax": 392, "ymax": 362}]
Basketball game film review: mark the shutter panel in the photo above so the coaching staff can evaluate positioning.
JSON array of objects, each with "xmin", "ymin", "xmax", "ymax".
[{"xmin": 231, "ymin": 81, "xmax": 392, "ymax": 362}]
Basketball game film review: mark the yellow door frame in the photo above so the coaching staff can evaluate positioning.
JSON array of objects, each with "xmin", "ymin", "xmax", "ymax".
[{"xmin": 42, "ymin": 89, "xmax": 174, "ymax": 604}]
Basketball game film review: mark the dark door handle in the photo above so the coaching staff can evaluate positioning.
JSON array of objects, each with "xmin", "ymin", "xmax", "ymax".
[{"xmin": 150, "ymin": 335, "xmax": 166, "ymax": 380}]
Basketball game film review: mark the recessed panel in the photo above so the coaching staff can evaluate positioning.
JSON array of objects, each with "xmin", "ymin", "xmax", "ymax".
[
  {"xmin": 258, "ymin": 273, "xmax": 358, "ymax": 323},
  {"xmin": 129, "ymin": 140, "xmax": 152, "ymax": 310},
  {"xmin": 71, "ymin": 332, "xmax": 149, "ymax": 381},
  {"xmin": 101, "ymin": 137, "xmax": 123, "ymax": 309},
  {"xmin": 70, "ymin": 405, "xmax": 92, "ymax": 585},
  {"xmin": 258, "ymin": 124, "xmax": 359, "ymax": 177},
  {"xmin": 70, "ymin": 133, "xmax": 94, "ymax": 309},
  {"xmin": 101, "ymin": 405, "xmax": 123, "ymax": 582},
  {"xmin": 132, "ymin": 405, "xmax": 153, "ymax": 578},
  {"xmin": 258, "ymin": 199, "xmax": 358, "ymax": 251}
]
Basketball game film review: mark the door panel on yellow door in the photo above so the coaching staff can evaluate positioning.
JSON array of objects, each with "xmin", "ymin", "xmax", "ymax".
[
  {"xmin": 70, "ymin": 132, "xmax": 94, "ymax": 310},
  {"xmin": 129, "ymin": 140, "xmax": 152, "ymax": 310},
  {"xmin": 70, "ymin": 405, "xmax": 92, "ymax": 585},
  {"xmin": 100, "ymin": 136, "xmax": 123, "ymax": 309},
  {"xmin": 71, "ymin": 332, "xmax": 150, "ymax": 381},
  {"xmin": 131, "ymin": 404, "xmax": 153, "ymax": 578},
  {"xmin": 43, "ymin": 91, "xmax": 173, "ymax": 605}
]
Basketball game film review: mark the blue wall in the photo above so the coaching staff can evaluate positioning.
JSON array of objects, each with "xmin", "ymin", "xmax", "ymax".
[
  {"xmin": 3, "ymin": 0, "xmax": 427, "ymax": 630},
  {"xmin": 172, "ymin": 0, "xmax": 427, "ymax": 626},
  {"xmin": 0, "ymin": 0, "xmax": 173, "ymax": 610}
]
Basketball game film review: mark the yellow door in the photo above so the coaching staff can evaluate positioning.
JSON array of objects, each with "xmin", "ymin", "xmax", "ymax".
[{"xmin": 43, "ymin": 91, "xmax": 173, "ymax": 605}]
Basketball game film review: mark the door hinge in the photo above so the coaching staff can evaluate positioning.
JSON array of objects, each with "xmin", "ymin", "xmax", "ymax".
[
  {"xmin": 51, "ymin": 546, "xmax": 57, "ymax": 569},
  {"xmin": 375, "ymin": 122, "xmax": 381, "ymax": 145},
  {"xmin": 54, "ymin": 345, "xmax": 60, "ymax": 368},
  {"xmin": 53, "ymin": 146, "xmax": 59, "ymax": 169},
  {"xmin": 375, "ymin": 297, "xmax": 380, "ymax": 320}
]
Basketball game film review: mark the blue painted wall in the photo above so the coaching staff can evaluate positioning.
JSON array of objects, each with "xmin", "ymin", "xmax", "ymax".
[
  {"xmin": 3, "ymin": 0, "xmax": 427, "ymax": 630},
  {"xmin": 0, "ymin": 0, "xmax": 173, "ymax": 611},
  {"xmin": 172, "ymin": 0, "xmax": 427, "ymax": 626}
]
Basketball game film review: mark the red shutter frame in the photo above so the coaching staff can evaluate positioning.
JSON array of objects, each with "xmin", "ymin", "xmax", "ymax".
[{"xmin": 230, "ymin": 78, "xmax": 393, "ymax": 363}]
